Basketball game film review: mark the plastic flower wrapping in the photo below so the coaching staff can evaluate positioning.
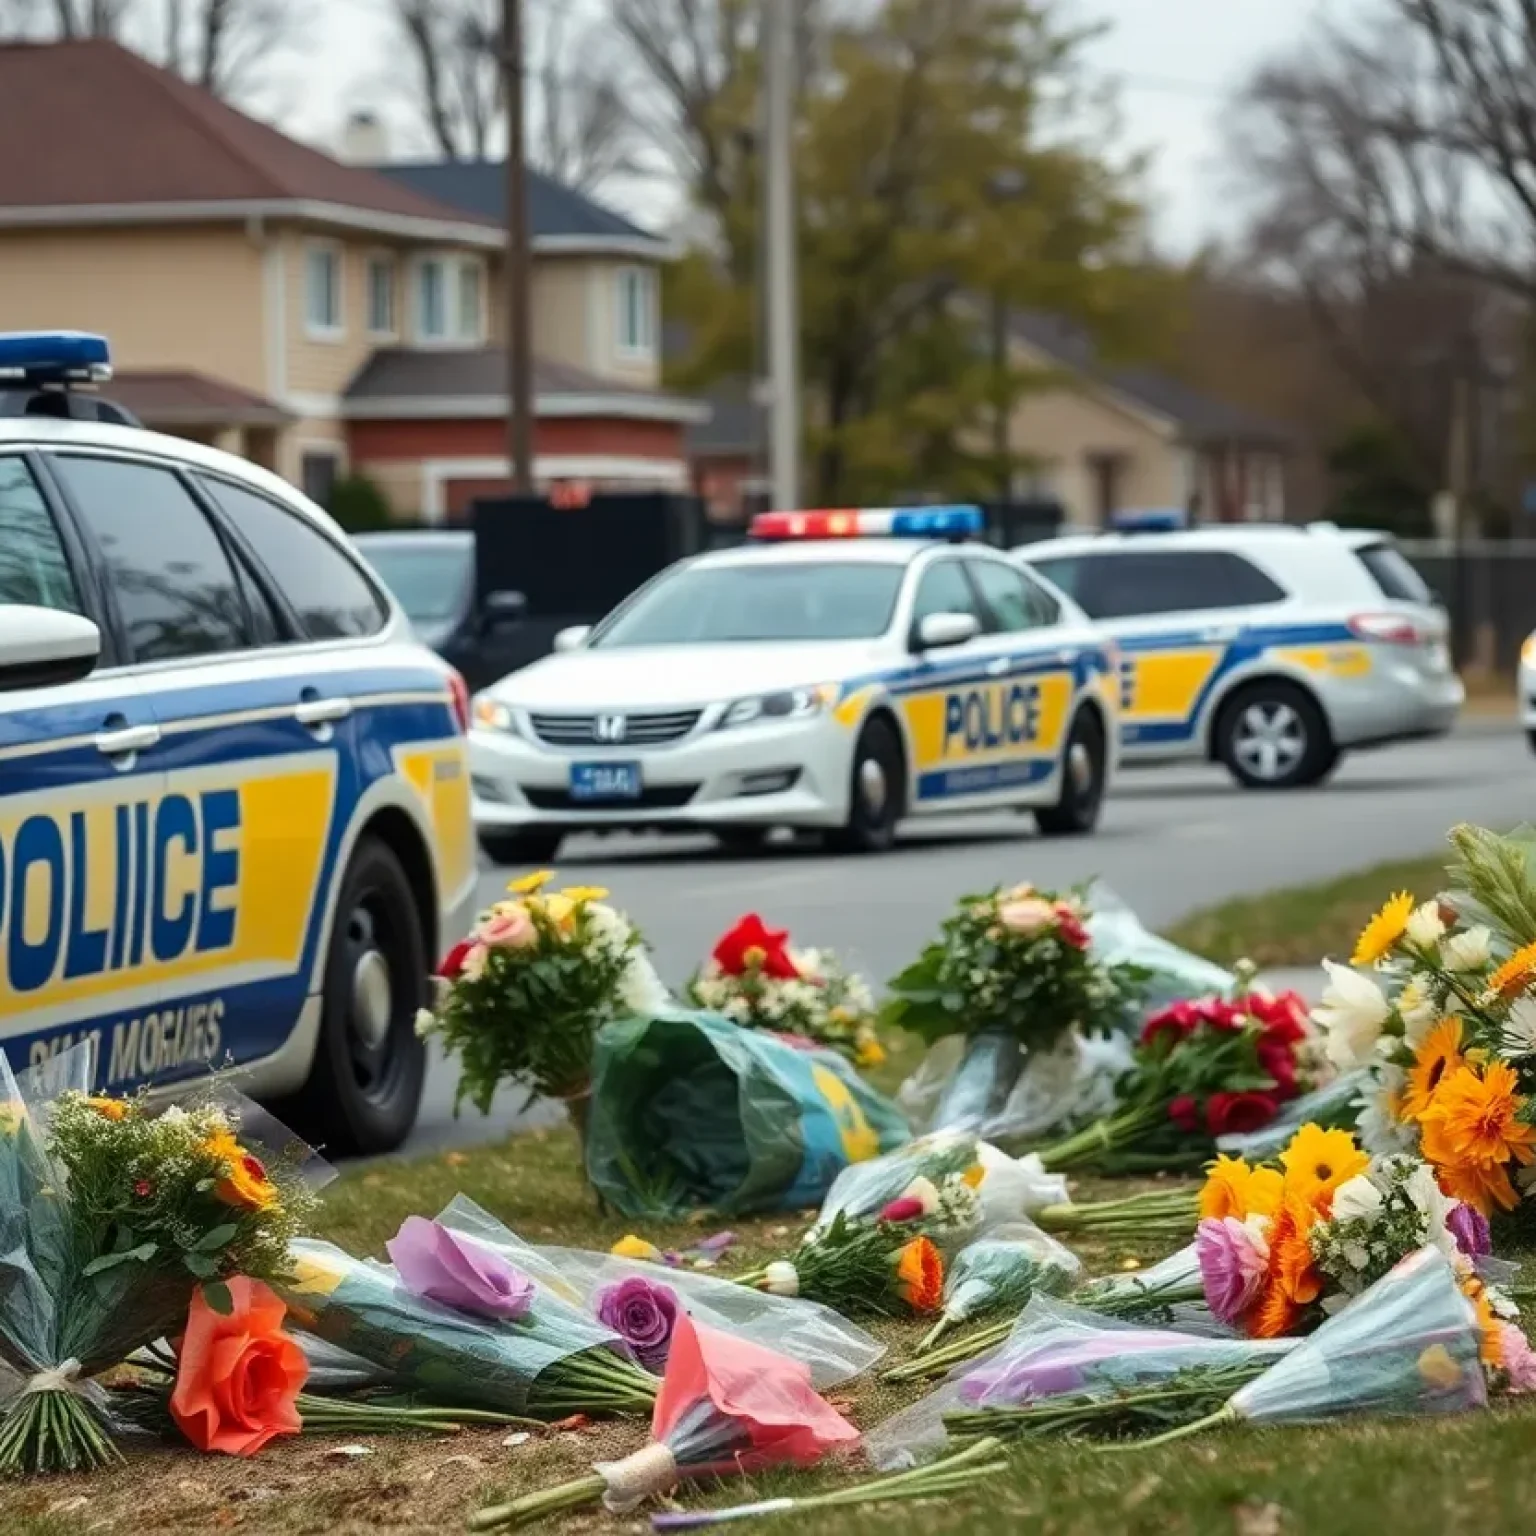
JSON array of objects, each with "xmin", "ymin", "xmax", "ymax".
[
  {"xmin": 918, "ymin": 1224, "xmax": 1082, "ymax": 1352},
  {"xmin": 416, "ymin": 869, "xmax": 669, "ymax": 1123},
  {"xmin": 687, "ymin": 913, "xmax": 885, "ymax": 1068},
  {"xmin": 0, "ymin": 1042, "xmax": 326, "ymax": 1473},
  {"xmin": 468, "ymin": 1313, "xmax": 859, "ymax": 1531}
]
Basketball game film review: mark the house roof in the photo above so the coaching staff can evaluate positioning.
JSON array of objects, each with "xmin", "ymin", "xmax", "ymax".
[
  {"xmin": 343, "ymin": 348, "xmax": 709, "ymax": 424},
  {"xmin": 108, "ymin": 370, "xmax": 291, "ymax": 426},
  {"xmin": 1008, "ymin": 311, "xmax": 1294, "ymax": 447},
  {"xmin": 0, "ymin": 40, "xmax": 501, "ymax": 245},
  {"xmin": 374, "ymin": 161, "xmax": 666, "ymax": 257},
  {"xmin": 686, "ymin": 385, "xmax": 764, "ymax": 457}
]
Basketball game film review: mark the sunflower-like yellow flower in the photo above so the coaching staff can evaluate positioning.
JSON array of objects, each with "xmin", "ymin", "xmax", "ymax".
[
  {"xmin": 1489, "ymin": 939, "xmax": 1536, "ymax": 1000},
  {"xmin": 1351, "ymin": 890, "xmax": 1415, "ymax": 966},
  {"xmin": 1401, "ymin": 1016, "xmax": 1466, "ymax": 1123},
  {"xmin": 83, "ymin": 1096, "xmax": 129, "ymax": 1122},
  {"xmin": 508, "ymin": 869, "xmax": 555, "ymax": 895},
  {"xmin": 1199, "ymin": 1155, "xmax": 1284, "ymax": 1222},
  {"xmin": 560, "ymin": 885, "xmax": 610, "ymax": 905},
  {"xmin": 1278, "ymin": 1124, "xmax": 1369, "ymax": 1213}
]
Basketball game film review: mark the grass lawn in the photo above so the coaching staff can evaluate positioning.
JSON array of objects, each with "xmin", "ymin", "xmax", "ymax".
[{"xmin": 7, "ymin": 850, "xmax": 1532, "ymax": 1536}]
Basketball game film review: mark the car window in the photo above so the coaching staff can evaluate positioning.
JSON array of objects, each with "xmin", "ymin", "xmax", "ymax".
[
  {"xmin": 1354, "ymin": 542, "xmax": 1433, "ymax": 605},
  {"xmin": 1028, "ymin": 550, "xmax": 1286, "ymax": 620},
  {"xmin": 51, "ymin": 454, "xmax": 250, "ymax": 662},
  {"xmin": 591, "ymin": 561, "xmax": 905, "ymax": 646},
  {"xmin": 359, "ymin": 541, "xmax": 472, "ymax": 625},
  {"xmin": 202, "ymin": 478, "xmax": 389, "ymax": 641},
  {"xmin": 0, "ymin": 456, "xmax": 81, "ymax": 614},
  {"xmin": 966, "ymin": 558, "xmax": 1056, "ymax": 631},
  {"xmin": 910, "ymin": 560, "xmax": 983, "ymax": 625}
]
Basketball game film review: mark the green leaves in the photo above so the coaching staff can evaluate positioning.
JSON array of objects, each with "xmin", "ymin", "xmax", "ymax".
[
  {"xmin": 83, "ymin": 1241, "xmax": 157, "ymax": 1276},
  {"xmin": 201, "ymin": 1280, "xmax": 235, "ymax": 1316}
]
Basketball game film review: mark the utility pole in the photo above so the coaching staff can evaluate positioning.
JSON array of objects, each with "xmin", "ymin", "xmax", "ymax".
[
  {"xmin": 763, "ymin": 0, "xmax": 801, "ymax": 510},
  {"xmin": 503, "ymin": 0, "xmax": 534, "ymax": 492}
]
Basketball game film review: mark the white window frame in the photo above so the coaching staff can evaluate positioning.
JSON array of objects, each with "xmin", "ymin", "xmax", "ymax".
[
  {"xmin": 304, "ymin": 240, "xmax": 344, "ymax": 341},
  {"xmin": 365, "ymin": 252, "xmax": 397, "ymax": 339},
  {"xmin": 615, "ymin": 264, "xmax": 656, "ymax": 359},
  {"xmin": 412, "ymin": 252, "xmax": 487, "ymax": 347}
]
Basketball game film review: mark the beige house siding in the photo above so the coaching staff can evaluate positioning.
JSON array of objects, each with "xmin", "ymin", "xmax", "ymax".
[
  {"xmin": 529, "ymin": 258, "xmax": 593, "ymax": 371},
  {"xmin": 277, "ymin": 415, "xmax": 349, "ymax": 490},
  {"xmin": 0, "ymin": 225, "xmax": 268, "ymax": 394}
]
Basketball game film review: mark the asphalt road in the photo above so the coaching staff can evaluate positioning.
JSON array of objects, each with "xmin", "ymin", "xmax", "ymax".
[{"xmin": 409, "ymin": 719, "xmax": 1534, "ymax": 1153}]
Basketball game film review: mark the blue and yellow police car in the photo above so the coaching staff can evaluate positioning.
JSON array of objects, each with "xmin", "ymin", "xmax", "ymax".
[
  {"xmin": 469, "ymin": 506, "xmax": 1119, "ymax": 857},
  {"xmin": 0, "ymin": 332, "xmax": 477, "ymax": 1153}
]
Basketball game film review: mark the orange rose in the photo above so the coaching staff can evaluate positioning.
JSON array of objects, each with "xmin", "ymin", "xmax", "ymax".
[
  {"xmin": 215, "ymin": 1149, "xmax": 277, "ymax": 1212},
  {"xmin": 171, "ymin": 1278, "xmax": 307, "ymax": 1456},
  {"xmin": 894, "ymin": 1237, "xmax": 944, "ymax": 1313},
  {"xmin": 83, "ymin": 1096, "xmax": 128, "ymax": 1121}
]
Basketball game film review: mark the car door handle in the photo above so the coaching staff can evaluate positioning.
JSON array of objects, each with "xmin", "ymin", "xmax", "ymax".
[
  {"xmin": 1199, "ymin": 627, "xmax": 1238, "ymax": 643},
  {"xmin": 986, "ymin": 656, "xmax": 1011, "ymax": 676},
  {"xmin": 95, "ymin": 722, "xmax": 160, "ymax": 757},
  {"xmin": 295, "ymin": 696, "xmax": 354, "ymax": 727}
]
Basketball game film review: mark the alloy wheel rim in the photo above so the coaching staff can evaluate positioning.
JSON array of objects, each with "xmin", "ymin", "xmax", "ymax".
[{"xmin": 1232, "ymin": 701, "xmax": 1306, "ymax": 781}]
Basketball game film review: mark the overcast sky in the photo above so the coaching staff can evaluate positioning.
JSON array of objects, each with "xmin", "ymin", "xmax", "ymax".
[{"xmin": 286, "ymin": 0, "xmax": 1335, "ymax": 254}]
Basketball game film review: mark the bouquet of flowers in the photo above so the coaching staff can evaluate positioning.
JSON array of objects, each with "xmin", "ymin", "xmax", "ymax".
[
  {"xmin": 0, "ymin": 1044, "xmax": 320, "ymax": 1473},
  {"xmin": 1030, "ymin": 990, "xmax": 1325, "ymax": 1174},
  {"xmin": 687, "ymin": 914, "xmax": 884, "ymax": 1068},
  {"xmin": 915, "ymin": 1225, "xmax": 1082, "ymax": 1353},
  {"xmin": 883, "ymin": 882, "xmax": 1145, "ymax": 1133},
  {"xmin": 417, "ymin": 870, "xmax": 670, "ymax": 1137},
  {"xmin": 468, "ymin": 1312, "xmax": 859, "ymax": 1531},
  {"xmin": 276, "ymin": 1209, "xmax": 659, "ymax": 1419}
]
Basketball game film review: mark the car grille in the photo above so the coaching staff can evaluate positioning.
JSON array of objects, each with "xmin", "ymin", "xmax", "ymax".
[
  {"xmin": 521, "ymin": 784, "xmax": 700, "ymax": 811},
  {"xmin": 528, "ymin": 709, "xmax": 702, "ymax": 746}
]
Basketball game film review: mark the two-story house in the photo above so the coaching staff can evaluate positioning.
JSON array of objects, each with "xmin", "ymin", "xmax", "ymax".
[{"xmin": 0, "ymin": 39, "xmax": 703, "ymax": 520}]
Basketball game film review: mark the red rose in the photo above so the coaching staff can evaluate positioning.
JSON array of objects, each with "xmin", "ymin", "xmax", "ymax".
[
  {"xmin": 712, "ymin": 914, "xmax": 799, "ymax": 979},
  {"xmin": 1168, "ymin": 1095, "xmax": 1201, "ymax": 1133},
  {"xmin": 1257, "ymin": 1038, "xmax": 1299, "ymax": 1099},
  {"xmin": 438, "ymin": 939, "xmax": 474, "ymax": 980},
  {"xmin": 1248, "ymin": 991, "xmax": 1309, "ymax": 1046},
  {"xmin": 1055, "ymin": 912, "xmax": 1090, "ymax": 950},
  {"xmin": 1141, "ymin": 1001, "xmax": 1198, "ymax": 1048},
  {"xmin": 1205, "ymin": 1091, "xmax": 1279, "ymax": 1137},
  {"xmin": 1202, "ymin": 1001, "xmax": 1246, "ymax": 1033}
]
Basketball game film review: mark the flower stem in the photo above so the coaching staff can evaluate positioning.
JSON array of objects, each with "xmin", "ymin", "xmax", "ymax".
[{"xmin": 1103, "ymin": 1403, "xmax": 1240, "ymax": 1452}]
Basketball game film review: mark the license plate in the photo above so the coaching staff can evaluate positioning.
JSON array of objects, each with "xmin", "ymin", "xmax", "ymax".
[{"xmin": 568, "ymin": 761, "xmax": 642, "ymax": 801}]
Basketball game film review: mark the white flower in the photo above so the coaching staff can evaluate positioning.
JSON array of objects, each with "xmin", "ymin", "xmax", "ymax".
[
  {"xmin": 902, "ymin": 1176, "xmax": 942, "ymax": 1216},
  {"xmin": 1405, "ymin": 902, "xmax": 1447, "ymax": 951},
  {"xmin": 1332, "ymin": 1174, "xmax": 1385, "ymax": 1224},
  {"xmin": 617, "ymin": 953, "xmax": 671, "ymax": 1019},
  {"xmin": 1396, "ymin": 978, "xmax": 1440, "ymax": 1046},
  {"xmin": 1241, "ymin": 1213, "xmax": 1272, "ymax": 1260},
  {"xmin": 1313, "ymin": 961, "xmax": 1390, "ymax": 1070},
  {"xmin": 1504, "ymin": 997, "xmax": 1536, "ymax": 1057},
  {"xmin": 1355, "ymin": 1068, "xmax": 1415, "ymax": 1155},
  {"xmin": 1443, "ymin": 927, "xmax": 1493, "ymax": 972},
  {"xmin": 413, "ymin": 1007, "xmax": 439, "ymax": 1040},
  {"xmin": 1405, "ymin": 1161, "xmax": 1459, "ymax": 1259},
  {"xmin": 1342, "ymin": 1239, "xmax": 1371, "ymax": 1271},
  {"xmin": 763, "ymin": 1261, "xmax": 800, "ymax": 1296}
]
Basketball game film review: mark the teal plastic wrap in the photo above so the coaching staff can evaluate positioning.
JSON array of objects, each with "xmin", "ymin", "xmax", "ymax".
[{"xmin": 585, "ymin": 1007, "xmax": 910, "ymax": 1217}]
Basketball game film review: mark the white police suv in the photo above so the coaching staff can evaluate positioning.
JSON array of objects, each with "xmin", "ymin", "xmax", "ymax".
[
  {"xmin": 0, "ymin": 332, "xmax": 477, "ymax": 1154},
  {"xmin": 469, "ymin": 506, "xmax": 1119, "ymax": 857},
  {"xmin": 1018, "ymin": 523, "xmax": 1460, "ymax": 789}
]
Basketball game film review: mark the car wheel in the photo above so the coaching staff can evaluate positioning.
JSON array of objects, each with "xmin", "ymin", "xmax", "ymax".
[
  {"xmin": 825, "ymin": 715, "xmax": 905, "ymax": 853},
  {"xmin": 1035, "ymin": 707, "xmax": 1107, "ymax": 836},
  {"xmin": 478, "ymin": 828, "xmax": 564, "ymax": 865},
  {"xmin": 714, "ymin": 827, "xmax": 771, "ymax": 855},
  {"xmin": 286, "ymin": 836, "xmax": 429, "ymax": 1158},
  {"xmin": 1217, "ymin": 682, "xmax": 1337, "ymax": 789}
]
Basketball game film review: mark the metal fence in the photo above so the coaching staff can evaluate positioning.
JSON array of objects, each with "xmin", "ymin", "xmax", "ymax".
[{"xmin": 1399, "ymin": 540, "xmax": 1536, "ymax": 673}]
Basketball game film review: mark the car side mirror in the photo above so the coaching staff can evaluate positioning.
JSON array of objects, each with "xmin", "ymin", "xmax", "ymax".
[
  {"xmin": 0, "ymin": 606, "xmax": 101, "ymax": 693},
  {"xmin": 553, "ymin": 624, "xmax": 592, "ymax": 653},
  {"xmin": 482, "ymin": 589, "xmax": 527, "ymax": 631},
  {"xmin": 914, "ymin": 611, "xmax": 981, "ymax": 652}
]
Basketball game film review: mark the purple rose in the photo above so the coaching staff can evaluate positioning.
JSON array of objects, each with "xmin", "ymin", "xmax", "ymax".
[
  {"xmin": 1447, "ymin": 1202, "xmax": 1492, "ymax": 1260},
  {"xmin": 1196, "ymin": 1216, "xmax": 1268, "ymax": 1326},
  {"xmin": 595, "ymin": 1276, "xmax": 680, "ymax": 1370},
  {"xmin": 386, "ymin": 1216, "xmax": 536, "ymax": 1321}
]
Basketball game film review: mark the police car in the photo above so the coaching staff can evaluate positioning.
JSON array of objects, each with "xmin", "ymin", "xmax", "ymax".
[
  {"xmin": 1520, "ymin": 632, "xmax": 1536, "ymax": 751},
  {"xmin": 468, "ymin": 507, "xmax": 1119, "ymax": 857},
  {"xmin": 0, "ymin": 332, "xmax": 477, "ymax": 1154},
  {"xmin": 1017, "ymin": 523, "xmax": 1461, "ymax": 788}
]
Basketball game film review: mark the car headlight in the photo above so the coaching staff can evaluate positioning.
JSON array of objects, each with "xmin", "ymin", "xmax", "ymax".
[
  {"xmin": 472, "ymin": 695, "xmax": 524, "ymax": 737},
  {"xmin": 718, "ymin": 683, "xmax": 838, "ymax": 729}
]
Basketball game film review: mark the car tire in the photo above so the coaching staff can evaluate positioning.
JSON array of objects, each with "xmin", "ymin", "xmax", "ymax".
[
  {"xmin": 1034, "ymin": 707, "xmax": 1107, "ymax": 836},
  {"xmin": 284, "ymin": 836, "xmax": 429, "ymax": 1158},
  {"xmin": 1216, "ymin": 681, "xmax": 1338, "ymax": 789},
  {"xmin": 713, "ymin": 827, "xmax": 771, "ymax": 855},
  {"xmin": 825, "ymin": 715, "xmax": 905, "ymax": 854},
  {"xmin": 478, "ymin": 828, "xmax": 564, "ymax": 865}
]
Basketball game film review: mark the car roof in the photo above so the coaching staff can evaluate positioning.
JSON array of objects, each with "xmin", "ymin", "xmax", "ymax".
[
  {"xmin": 354, "ymin": 529, "xmax": 473, "ymax": 550},
  {"xmin": 692, "ymin": 536, "xmax": 988, "ymax": 569},
  {"xmin": 1017, "ymin": 524, "xmax": 1394, "ymax": 559}
]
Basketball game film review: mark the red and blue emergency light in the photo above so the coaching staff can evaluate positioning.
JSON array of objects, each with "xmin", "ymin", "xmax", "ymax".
[{"xmin": 748, "ymin": 505, "xmax": 984, "ymax": 541}]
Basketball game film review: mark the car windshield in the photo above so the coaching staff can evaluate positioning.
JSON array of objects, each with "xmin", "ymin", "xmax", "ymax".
[
  {"xmin": 592, "ymin": 560, "xmax": 905, "ymax": 646},
  {"xmin": 359, "ymin": 543, "xmax": 471, "ymax": 623}
]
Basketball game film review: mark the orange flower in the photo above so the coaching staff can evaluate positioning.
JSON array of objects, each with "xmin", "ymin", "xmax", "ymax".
[
  {"xmin": 1199, "ymin": 1156, "xmax": 1283, "ymax": 1222},
  {"xmin": 1249, "ymin": 1281, "xmax": 1303, "ymax": 1340},
  {"xmin": 83, "ymin": 1096, "xmax": 128, "ymax": 1121},
  {"xmin": 171, "ymin": 1278, "xmax": 307, "ymax": 1456},
  {"xmin": 1269, "ymin": 1197, "xmax": 1324, "ymax": 1306},
  {"xmin": 1461, "ymin": 1278, "xmax": 1504, "ymax": 1369},
  {"xmin": 1418, "ymin": 1062, "xmax": 1536, "ymax": 1219},
  {"xmin": 1401, "ymin": 1018, "xmax": 1467, "ymax": 1123},
  {"xmin": 894, "ymin": 1237, "xmax": 944, "ymax": 1314},
  {"xmin": 1489, "ymin": 940, "xmax": 1536, "ymax": 999},
  {"xmin": 214, "ymin": 1149, "xmax": 278, "ymax": 1213}
]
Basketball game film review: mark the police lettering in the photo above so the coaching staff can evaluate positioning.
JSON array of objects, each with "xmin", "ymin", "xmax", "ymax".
[
  {"xmin": 941, "ymin": 682, "xmax": 1041, "ymax": 756},
  {"xmin": 1, "ymin": 790, "xmax": 241, "ymax": 995}
]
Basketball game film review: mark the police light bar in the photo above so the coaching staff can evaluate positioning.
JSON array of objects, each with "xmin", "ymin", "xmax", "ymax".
[
  {"xmin": 1109, "ymin": 507, "xmax": 1184, "ymax": 533},
  {"xmin": 0, "ymin": 331, "xmax": 112, "ymax": 386},
  {"xmin": 749, "ymin": 505, "xmax": 984, "ymax": 541}
]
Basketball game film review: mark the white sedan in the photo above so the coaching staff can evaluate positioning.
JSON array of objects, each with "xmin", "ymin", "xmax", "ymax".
[
  {"xmin": 468, "ymin": 507, "xmax": 1121, "ymax": 859},
  {"xmin": 1522, "ymin": 631, "xmax": 1536, "ymax": 750}
]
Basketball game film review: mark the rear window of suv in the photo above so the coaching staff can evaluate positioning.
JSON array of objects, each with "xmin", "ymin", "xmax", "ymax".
[
  {"xmin": 1353, "ymin": 542, "xmax": 1434, "ymax": 605},
  {"xmin": 1026, "ymin": 549, "xmax": 1287, "ymax": 620}
]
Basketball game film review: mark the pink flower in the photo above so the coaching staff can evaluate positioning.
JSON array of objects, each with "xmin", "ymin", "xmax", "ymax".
[
  {"xmin": 1196, "ymin": 1216, "xmax": 1269, "ymax": 1325},
  {"xmin": 879, "ymin": 1197, "xmax": 926, "ymax": 1224},
  {"xmin": 478, "ymin": 907, "xmax": 538, "ymax": 950},
  {"xmin": 997, "ymin": 898, "xmax": 1057, "ymax": 936},
  {"xmin": 460, "ymin": 942, "xmax": 490, "ymax": 982},
  {"xmin": 1499, "ymin": 1323, "xmax": 1536, "ymax": 1393}
]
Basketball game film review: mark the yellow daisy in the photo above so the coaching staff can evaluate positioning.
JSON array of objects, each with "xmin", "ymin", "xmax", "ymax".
[
  {"xmin": 1489, "ymin": 939, "xmax": 1536, "ymax": 999},
  {"xmin": 560, "ymin": 885, "xmax": 610, "ymax": 904},
  {"xmin": 1278, "ymin": 1123, "xmax": 1369, "ymax": 1212},
  {"xmin": 1351, "ymin": 891, "xmax": 1415, "ymax": 966},
  {"xmin": 508, "ymin": 869, "xmax": 555, "ymax": 895}
]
